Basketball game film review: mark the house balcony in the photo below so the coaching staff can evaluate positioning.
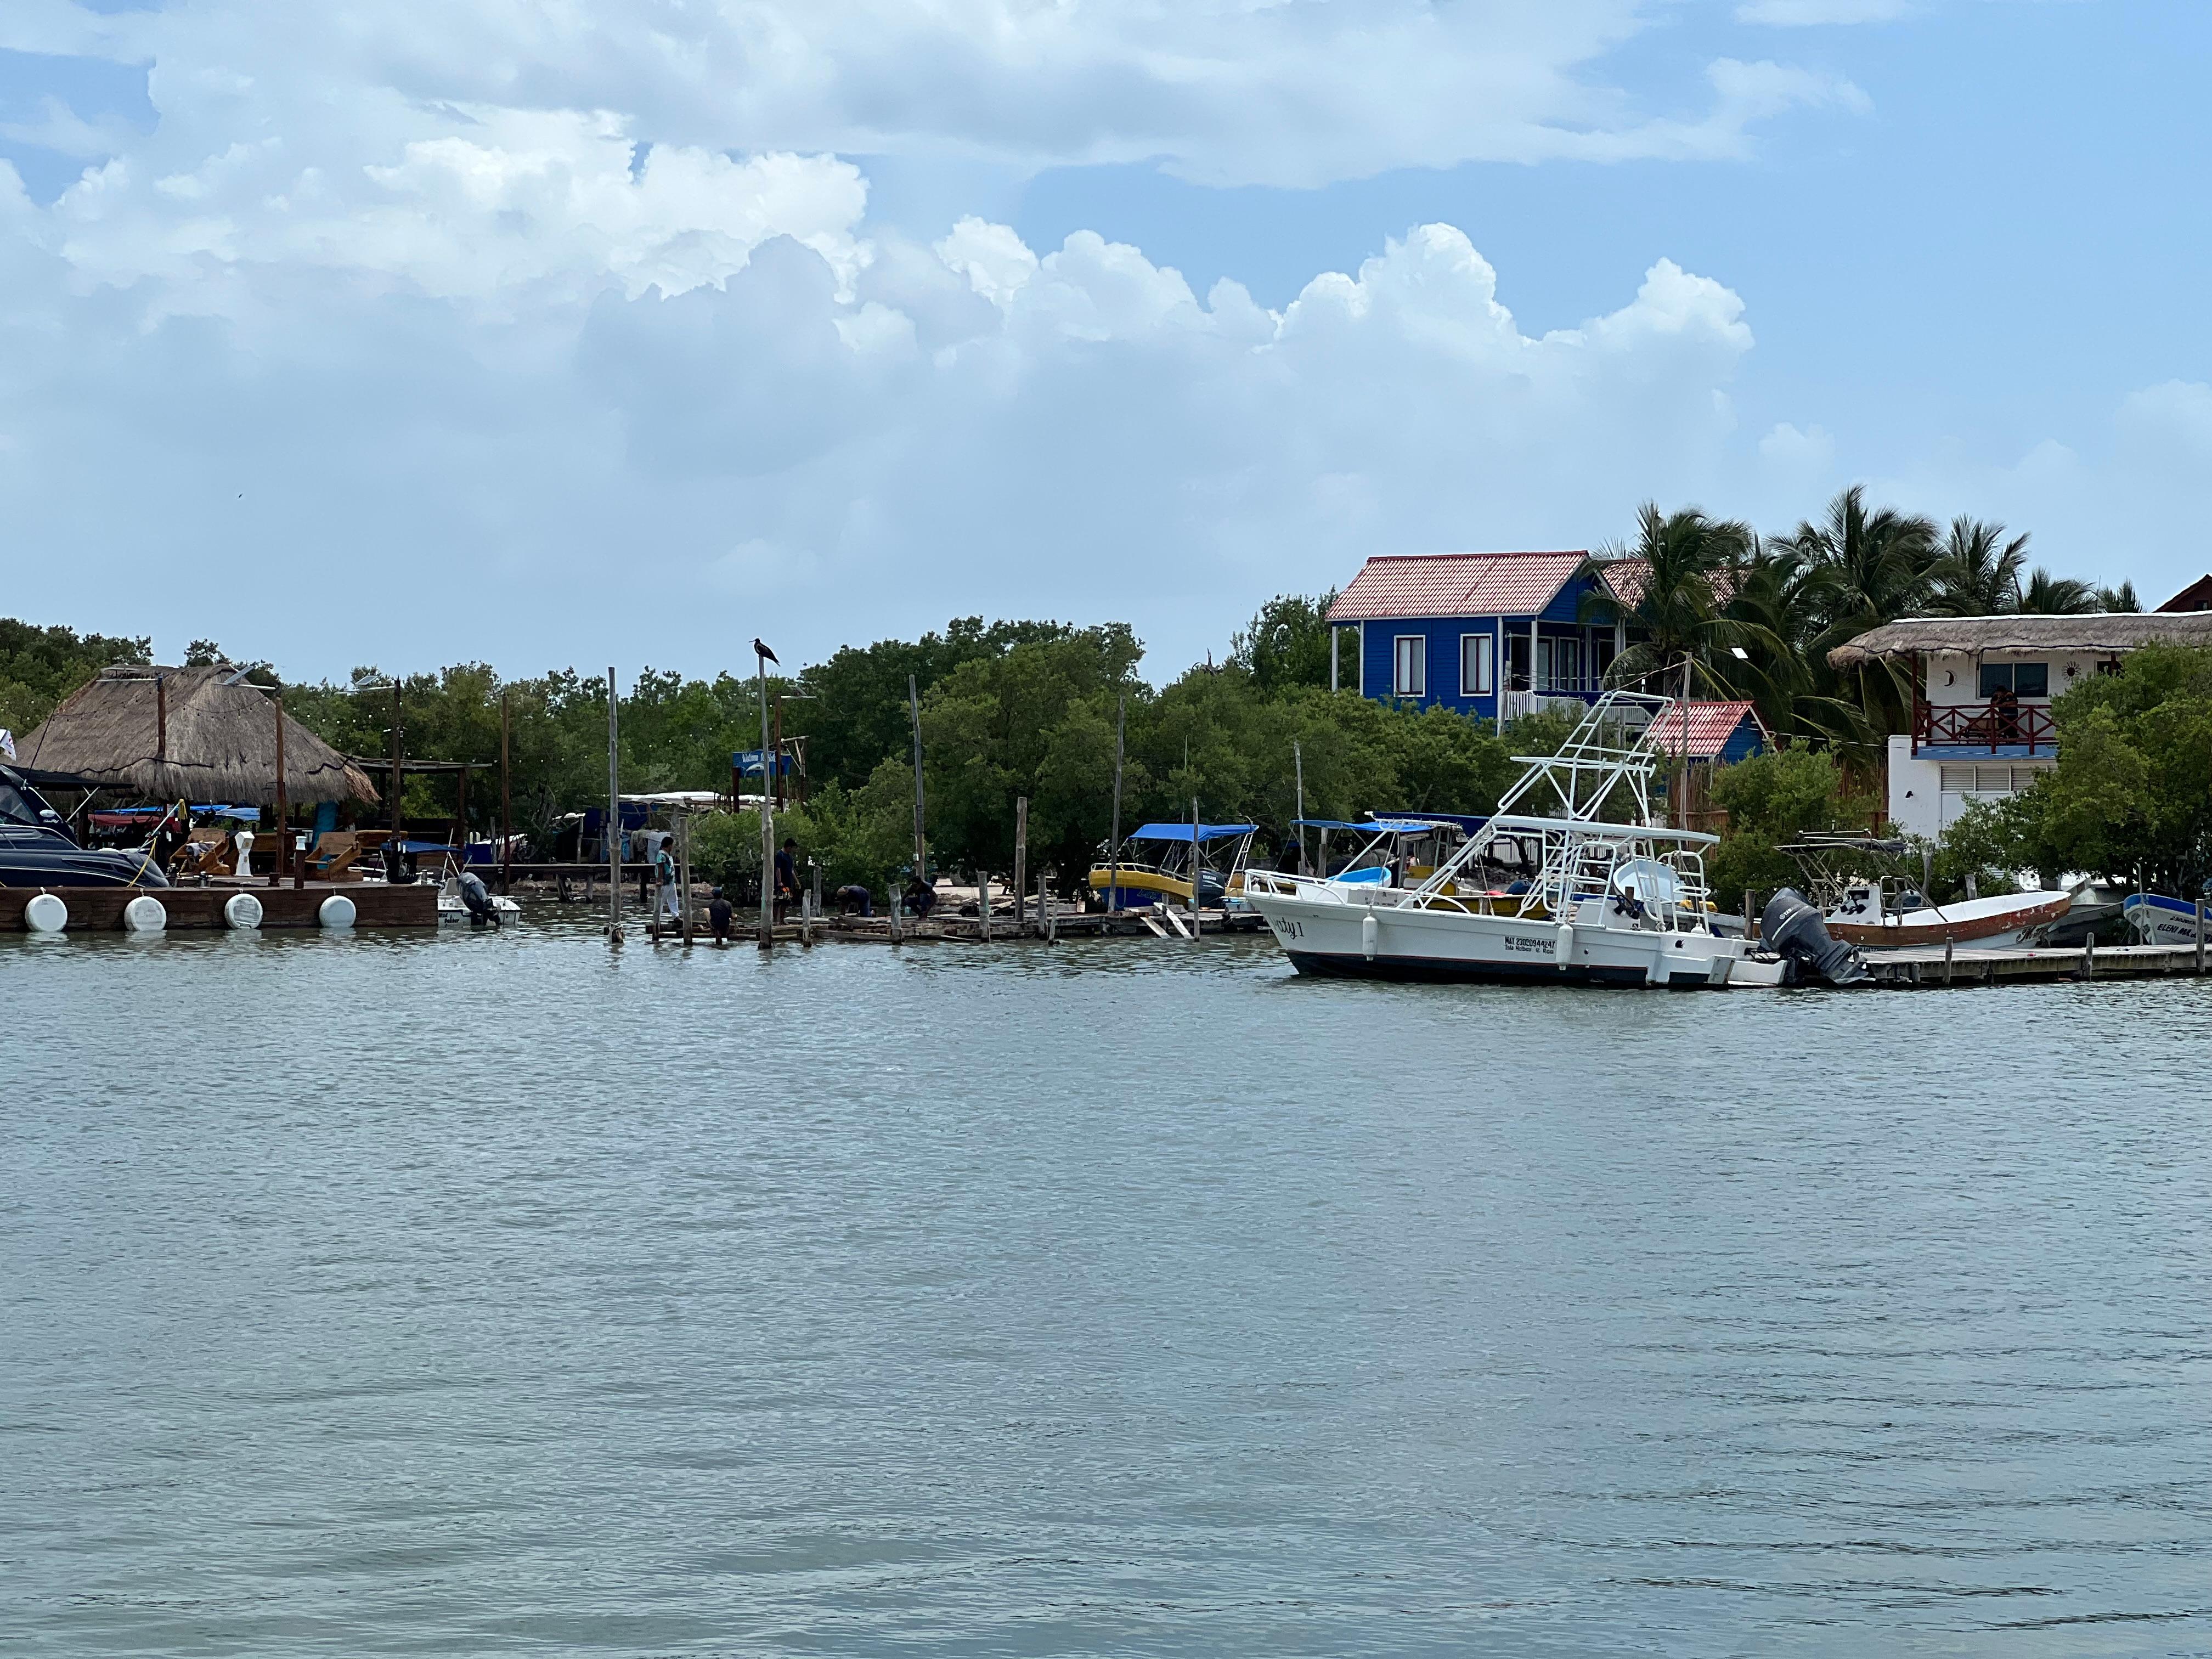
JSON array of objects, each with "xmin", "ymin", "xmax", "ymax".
[{"xmin": 1912, "ymin": 699, "xmax": 2056, "ymax": 758}]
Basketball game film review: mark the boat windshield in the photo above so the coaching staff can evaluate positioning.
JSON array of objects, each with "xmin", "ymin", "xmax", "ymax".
[{"xmin": 0, "ymin": 778, "xmax": 60, "ymax": 830}]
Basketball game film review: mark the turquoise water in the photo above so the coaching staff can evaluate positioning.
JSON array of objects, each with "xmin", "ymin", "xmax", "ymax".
[{"xmin": 5, "ymin": 914, "xmax": 2211, "ymax": 1655}]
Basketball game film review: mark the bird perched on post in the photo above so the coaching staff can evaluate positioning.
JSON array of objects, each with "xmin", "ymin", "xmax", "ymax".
[{"xmin": 753, "ymin": 639, "xmax": 778, "ymax": 666}]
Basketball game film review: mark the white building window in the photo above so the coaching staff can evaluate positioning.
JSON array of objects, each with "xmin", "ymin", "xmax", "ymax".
[
  {"xmin": 1460, "ymin": 634, "xmax": 1493, "ymax": 696},
  {"xmin": 1393, "ymin": 635, "xmax": 1426, "ymax": 698}
]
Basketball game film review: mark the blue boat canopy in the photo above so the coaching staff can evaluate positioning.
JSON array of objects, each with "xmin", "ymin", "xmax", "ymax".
[
  {"xmin": 1291, "ymin": 817, "xmax": 1371, "ymax": 831},
  {"xmin": 1127, "ymin": 822, "xmax": 1256, "ymax": 843},
  {"xmin": 1366, "ymin": 811, "xmax": 1488, "ymax": 834}
]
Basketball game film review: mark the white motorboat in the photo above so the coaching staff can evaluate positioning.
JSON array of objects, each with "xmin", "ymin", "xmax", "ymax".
[
  {"xmin": 1244, "ymin": 691, "xmax": 1788, "ymax": 989},
  {"xmin": 437, "ymin": 868, "xmax": 521, "ymax": 926},
  {"xmin": 2125, "ymin": 893, "xmax": 2209, "ymax": 947}
]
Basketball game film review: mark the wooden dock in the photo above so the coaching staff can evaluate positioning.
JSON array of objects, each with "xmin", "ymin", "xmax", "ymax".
[
  {"xmin": 1862, "ymin": 939, "xmax": 2210, "ymax": 987},
  {"xmin": 0, "ymin": 881, "xmax": 438, "ymax": 931}
]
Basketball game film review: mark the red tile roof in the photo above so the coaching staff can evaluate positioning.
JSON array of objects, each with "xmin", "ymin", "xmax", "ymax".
[
  {"xmin": 1642, "ymin": 701, "xmax": 1770, "ymax": 761},
  {"xmin": 1327, "ymin": 551, "xmax": 1594, "ymax": 623},
  {"xmin": 1594, "ymin": 557, "xmax": 1738, "ymax": 610}
]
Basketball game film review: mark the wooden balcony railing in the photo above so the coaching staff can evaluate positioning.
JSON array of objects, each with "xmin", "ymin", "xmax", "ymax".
[{"xmin": 1913, "ymin": 700, "xmax": 2056, "ymax": 755}]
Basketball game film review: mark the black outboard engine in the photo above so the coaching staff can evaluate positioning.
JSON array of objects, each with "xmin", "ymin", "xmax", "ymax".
[
  {"xmin": 1760, "ymin": 887, "xmax": 1865, "ymax": 985},
  {"xmin": 458, "ymin": 869, "xmax": 498, "ymax": 928}
]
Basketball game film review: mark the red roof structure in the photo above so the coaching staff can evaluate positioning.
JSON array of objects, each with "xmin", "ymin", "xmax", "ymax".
[
  {"xmin": 1326, "ymin": 551, "xmax": 1595, "ymax": 623},
  {"xmin": 2158, "ymin": 574, "xmax": 2212, "ymax": 613},
  {"xmin": 1641, "ymin": 700, "xmax": 1773, "ymax": 761}
]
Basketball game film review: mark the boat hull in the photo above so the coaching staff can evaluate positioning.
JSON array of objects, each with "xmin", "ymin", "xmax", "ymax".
[
  {"xmin": 1251, "ymin": 888, "xmax": 1745, "ymax": 989},
  {"xmin": 1826, "ymin": 889, "xmax": 2070, "ymax": 949}
]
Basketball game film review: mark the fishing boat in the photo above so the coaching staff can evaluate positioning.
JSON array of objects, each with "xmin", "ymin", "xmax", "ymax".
[
  {"xmin": 1242, "ymin": 692, "xmax": 1779, "ymax": 988},
  {"xmin": 0, "ymin": 765, "xmax": 172, "ymax": 888},
  {"xmin": 1089, "ymin": 823, "xmax": 1257, "ymax": 910},
  {"xmin": 1780, "ymin": 834, "xmax": 2072, "ymax": 949},
  {"xmin": 2124, "ymin": 892, "xmax": 2209, "ymax": 947}
]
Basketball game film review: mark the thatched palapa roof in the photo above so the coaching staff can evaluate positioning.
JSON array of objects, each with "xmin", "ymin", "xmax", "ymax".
[
  {"xmin": 15, "ymin": 665, "xmax": 380, "ymax": 805},
  {"xmin": 1827, "ymin": 612, "xmax": 2212, "ymax": 669}
]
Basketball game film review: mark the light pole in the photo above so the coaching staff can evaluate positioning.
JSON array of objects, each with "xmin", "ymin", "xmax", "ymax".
[{"xmin": 754, "ymin": 637, "xmax": 779, "ymax": 949}]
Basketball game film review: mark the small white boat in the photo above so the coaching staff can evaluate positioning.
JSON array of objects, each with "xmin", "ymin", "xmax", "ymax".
[
  {"xmin": 2125, "ymin": 893, "xmax": 2209, "ymax": 946},
  {"xmin": 1243, "ymin": 691, "xmax": 1812, "ymax": 989},
  {"xmin": 1821, "ymin": 879, "xmax": 2071, "ymax": 949},
  {"xmin": 437, "ymin": 869, "xmax": 521, "ymax": 926}
]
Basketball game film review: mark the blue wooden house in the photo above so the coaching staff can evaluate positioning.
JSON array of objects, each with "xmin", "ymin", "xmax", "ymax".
[{"xmin": 1325, "ymin": 550, "xmax": 1646, "ymax": 720}]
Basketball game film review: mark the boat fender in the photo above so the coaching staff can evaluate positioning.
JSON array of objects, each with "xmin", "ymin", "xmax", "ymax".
[
  {"xmin": 24, "ymin": 892, "xmax": 67, "ymax": 933},
  {"xmin": 123, "ymin": 895, "xmax": 168, "ymax": 933},
  {"xmin": 1645, "ymin": 935, "xmax": 1669, "ymax": 986},
  {"xmin": 223, "ymin": 891, "xmax": 264, "ymax": 930},
  {"xmin": 318, "ymin": 894, "xmax": 357, "ymax": 929},
  {"xmin": 1360, "ymin": 911, "xmax": 1378, "ymax": 961},
  {"xmin": 1553, "ymin": 920, "xmax": 1574, "ymax": 968}
]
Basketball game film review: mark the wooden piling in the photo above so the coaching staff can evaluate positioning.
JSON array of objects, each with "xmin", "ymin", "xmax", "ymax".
[
  {"xmin": 2199, "ymin": 901, "xmax": 2206, "ymax": 975},
  {"xmin": 1108, "ymin": 692, "xmax": 1125, "ymax": 914},
  {"xmin": 1943, "ymin": 934, "xmax": 1954, "ymax": 985},
  {"xmin": 908, "ymin": 674, "xmax": 927, "ymax": 887},
  {"xmin": 606, "ymin": 667, "xmax": 622, "ymax": 945},
  {"xmin": 1013, "ymin": 797, "xmax": 1028, "ymax": 930},
  {"xmin": 270, "ymin": 692, "xmax": 287, "ymax": 887},
  {"xmin": 979, "ymin": 866, "xmax": 992, "ymax": 938},
  {"xmin": 1188, "ymin": 794, "xmax": 1201, "ymax": 944},
  {"xmin": 499, "ymin": 691, "xmax": 512, "ymax": 896}
]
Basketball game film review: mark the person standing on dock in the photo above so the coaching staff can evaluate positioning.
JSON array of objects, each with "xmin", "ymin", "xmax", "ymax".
[
  {"xmin": 655, "ymin": 834, "xmax": 682, "ymax": 924},
  {"xmin": 775, "ymin": 836, "xmax": 800, "ymax": 923}
]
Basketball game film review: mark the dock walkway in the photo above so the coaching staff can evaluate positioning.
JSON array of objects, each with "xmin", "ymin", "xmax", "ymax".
[{"xmin": 1861, "ymin": 940, "xmax": 2209, "ymax": 987}]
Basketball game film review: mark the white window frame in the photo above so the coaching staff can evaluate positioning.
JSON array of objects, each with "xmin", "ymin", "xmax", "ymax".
[
  {"xmin": 1393, "ymin": 634, "xmax": 1427, "ymax": 698},
  {"xmin": 1459, "ymin": 633, "xmax": 1493, "ymax": 697}
]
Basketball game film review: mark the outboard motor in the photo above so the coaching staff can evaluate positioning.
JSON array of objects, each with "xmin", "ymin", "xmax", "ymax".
[
  {"xmin": 458, "ymin": 869, "xmax": 498, "ymax": 928},
  {"xmin": 1760, "ymin": 887, "xmax": 1865, "ymax": 985}
]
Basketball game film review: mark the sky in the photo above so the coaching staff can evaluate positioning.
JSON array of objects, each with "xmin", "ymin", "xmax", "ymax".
[{"xmin": 0, "ymin": 0, "xmax": 2206, "ymax": 686}]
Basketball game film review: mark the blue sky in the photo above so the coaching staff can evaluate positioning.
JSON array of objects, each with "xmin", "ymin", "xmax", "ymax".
[{"xmin": 0, "ymin": 1, "xmax": 2205, "ymax": 683}]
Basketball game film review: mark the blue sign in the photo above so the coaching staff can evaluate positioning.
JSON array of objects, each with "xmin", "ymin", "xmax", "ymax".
[{"xmin": 732, "ymin": 749, "xmax": 794, "ymax": 777}]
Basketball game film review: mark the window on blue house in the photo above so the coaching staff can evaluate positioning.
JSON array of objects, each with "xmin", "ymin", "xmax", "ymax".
[
  {"xmin": 1459, "ymin": 634, "xmax": 1493, "ymax": 697},
  {"xmin": 1393, "ymin": 635, "xmax": 1426, "ymax": 698}
]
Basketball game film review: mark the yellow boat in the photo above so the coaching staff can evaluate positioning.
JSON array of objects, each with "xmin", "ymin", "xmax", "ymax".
[{"xmin": 1089, "ymin": 822, "xmax": 1256, "ymax": 910}]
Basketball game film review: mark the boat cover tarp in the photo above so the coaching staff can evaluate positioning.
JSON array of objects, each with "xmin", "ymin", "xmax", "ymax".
[{"xmin": 1127, "ymin": 823, "xmax": 1256, "ymax": 843}]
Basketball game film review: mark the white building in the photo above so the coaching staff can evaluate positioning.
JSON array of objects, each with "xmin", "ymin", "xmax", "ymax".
[{"xmin": 1829, "ymin": 612, "xmax": 2212, "ymax": 840}]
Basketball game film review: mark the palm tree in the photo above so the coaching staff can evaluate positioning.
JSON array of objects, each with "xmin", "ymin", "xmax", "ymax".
[
  {"xmin": 2097, "ymin": 579, "xmax": 2142, "ymax": 612},
  {"xmin": 1771, "ymin": 486, "xmax": 1940, "ymax": 742},
  {"xmin": 1592, "ymin": 502, "xmax": 1752, "ymax": 696},
  {"xmin": 2019, "ymin": 567, "xmax": 2098, "ymax": 614},
  {"xmin": 1719, "ymin": 541, "xmax": 1872, "ymax": 749},
  {"xmin": 1928, "ymin": 517, "xmax": 2028, "ymax": 616}
]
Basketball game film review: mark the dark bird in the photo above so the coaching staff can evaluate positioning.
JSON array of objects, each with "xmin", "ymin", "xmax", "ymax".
[{"xmin": 753, "ymin": 638, "xmax": 778, "ymax": 665}]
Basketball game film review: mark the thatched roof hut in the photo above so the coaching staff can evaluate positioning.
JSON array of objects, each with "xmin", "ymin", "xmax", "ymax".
[
  {"xmin": 14, "ymin": 665, "xmax": 380, "ymax": 805},
  {"xmin": 1827, "ymin": 612, "xmax": 2212, "ymax": 668}
]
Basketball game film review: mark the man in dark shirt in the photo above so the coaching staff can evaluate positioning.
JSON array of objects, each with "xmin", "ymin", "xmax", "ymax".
[{"xmin": 707, "ymin": 886, "xmax": 733, "ymax": 945}]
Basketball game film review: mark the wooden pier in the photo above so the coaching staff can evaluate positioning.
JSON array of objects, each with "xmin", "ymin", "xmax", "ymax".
[
  {"xmin": 0, "ymin": 881, "xmax": 437, "ymax": 931},
  {"xmin": 1861, "ymin": 939, "xmax": 2210, "ymax": 987}
]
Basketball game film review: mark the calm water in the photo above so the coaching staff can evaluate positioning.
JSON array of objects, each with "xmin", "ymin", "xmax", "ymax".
[{"xmin": 5, "ymin": 911, "xmax": 2211, "ymax": 1656}]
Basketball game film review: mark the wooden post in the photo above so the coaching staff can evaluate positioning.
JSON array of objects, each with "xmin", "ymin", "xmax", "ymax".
[
  {"xmin": 1189, "ymin": 795, "xmax": 1202, "ymax": 942},
  {"xmin": 499, "ymin": 691, "xmax": 512, "ymax": 896},
  {"xmin": 1293, "ymin": 739, "xmax": 1306, "ymax": 874},
  {"xmin": 2083, "ymin": 933, "xmax": 2095, "ymax": 980},
  {"xmin": 606, "ymin": 668, "xmax": 622, "ymax": 945},
  {"xmin": 1675, "ymin": 653, "xmax": 1692, "ymax": 831},
  {"xmin": 2198, "ymin": 901, "xmax": 2206, "ymax": 975},
  {"xmin": 1045, "ymin": 868, "xmax": 1057, "ymax": 944},
  {"xmin": 888, "ymin": 872, "xmax": 904, "ymax": 945},
  {"xmin": 759, "ymin": 648, "xmax": 775, "ymax": 951},
  {"xmin": 679, "ymin": 812, "xmax": 695, "ymax": 947},
  {"xmin": 1014, "ymin": 796, "xmax": 1028, "ymax": 930},
  {"xmin": 1108, "ymin": 691, "xmax": 1125, "ymax": 914},
  {"xmin": 1742, "ymin": 888, "xmax": 1752, "ymax": 943},
  {"xmin": 390, "ymin": 682, "xmax": 403, "ymax": 848},
  {"xmin": 978, "ymin": 864, "xmax": 992, "ymax": 938},
  {"xmin": 270, "ymin": 692, "xmax": 287, "ymax": 887},
  {"xmin": 907, "ymin": 675, "xmax": 928, "ymax": 894},
  {"xmin": 454, "ymin": 764, "xmax": 469, "ymax": 867},
  {"xmin": 1943, "ymin": 934, "xmax": 1954, "ymax": 986}
]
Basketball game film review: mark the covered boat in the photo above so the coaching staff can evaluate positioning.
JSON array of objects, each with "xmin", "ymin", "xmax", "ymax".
[{"xmin": 1089, "ymin": 823, "xmax": 1256, "ymax": 909}]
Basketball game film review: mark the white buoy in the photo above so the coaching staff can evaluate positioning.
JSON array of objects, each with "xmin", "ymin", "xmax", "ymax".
[
  {"xmin": 223, "ymin": 891, "xmax": 264, "ymax": 930},
  {"xmin": 318, "ymin": 894, "xmax": 357, "ymax": 929},
  {"xmin": 123, "ymin": 895, "xmax": 168, "ymax": 933},
  {"xmin": 24, "ymin": 893, "xmax": 67, "ymax": 933}
]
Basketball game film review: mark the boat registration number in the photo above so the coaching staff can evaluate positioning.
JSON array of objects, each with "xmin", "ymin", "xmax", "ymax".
[
  {"xmin": 1503, "ymin": 933, "xmax": 1554, "ymax": 955},
  {"xmin": 1274, "ymin": 919, "xmax": 1304, "ymax": 940}
]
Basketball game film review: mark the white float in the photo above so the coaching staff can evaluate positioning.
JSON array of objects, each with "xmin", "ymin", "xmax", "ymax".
[
  {"xmin": 23, "ymin": 893, "xmax": 67, "ymax": 933},
  {"xmin": 223, "ymin": 891, "xmax": 264, "ymax": 930},
  {"xmin": 123, "ymin": 895, "xmax": 168, "ymax": 933},
  {"xmin": 318, "ymin": 894, "xmax": 357, "ymax": 929}
]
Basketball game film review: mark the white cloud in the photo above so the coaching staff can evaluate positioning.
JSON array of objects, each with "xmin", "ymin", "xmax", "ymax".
[
  {"xmin": 25, "ymin": 0, "xmax": 1864, "ymax": 195},
  {"xmin": 1735, "ymin": 0, "xmax": 1909, "ymax": 24}
]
